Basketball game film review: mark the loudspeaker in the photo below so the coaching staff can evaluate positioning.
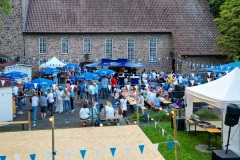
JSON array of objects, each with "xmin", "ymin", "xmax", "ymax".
[
  {"xmin": 212, "ymin": 150, "xmax": 240, "ymax": 160},
  {"xmin": 171, "ymin": 116, "xmax": 185, "ymax": 131},
  {"xmin": 173, "ymin": 91, "xmax": 184, "ymax": 99},
  {"xmin": 174, "ymin": 85, "xmax": 184, "ymax": 91},
  {"xmin": 224, "ymin": 104, "xmax": 240, "ymax": 127}
]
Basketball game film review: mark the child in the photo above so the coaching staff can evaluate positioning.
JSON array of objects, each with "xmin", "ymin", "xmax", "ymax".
[{"xmin": 113, "ymin": 90, "xmax": 119, "ymax": 105}]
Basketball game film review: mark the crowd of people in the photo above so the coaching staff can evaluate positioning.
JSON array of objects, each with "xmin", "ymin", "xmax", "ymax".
[{"xmin": 12, "ymin": 68, "xmax": 223, "ymax": 125}]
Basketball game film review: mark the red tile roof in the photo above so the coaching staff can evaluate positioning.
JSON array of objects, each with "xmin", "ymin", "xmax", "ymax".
[{"xmin": 25, "ymin": 0, "xmax": 223, "ymax": 56}]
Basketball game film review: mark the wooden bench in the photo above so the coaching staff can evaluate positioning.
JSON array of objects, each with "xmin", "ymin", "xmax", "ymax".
[
  {"xmin": 0, "ymin": 121, "xmax": 29, "ymax": 130},
  {"xmin": 207, "ymin": 106, "xmax": 214, "ymax": 112}
]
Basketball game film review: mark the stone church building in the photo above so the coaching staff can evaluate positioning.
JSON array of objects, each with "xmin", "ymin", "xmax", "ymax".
[{"xmin": 0, "ymin": 0, "xmax": 226, "ymax": 74}]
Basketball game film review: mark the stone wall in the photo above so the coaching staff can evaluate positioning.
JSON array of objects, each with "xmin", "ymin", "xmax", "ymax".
[
  {"xmin": 0, "ymin": 0, "xmax": 24, "ymax": 58},
  {"xmin": 25, "ymin": 33, "xmax": 174, "ymax": 73}
]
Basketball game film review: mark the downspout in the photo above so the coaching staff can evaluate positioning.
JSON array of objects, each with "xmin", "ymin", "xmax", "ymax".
[{"xmin": 23, "ymin": 0, "xmax": 30, "ymax": 63}]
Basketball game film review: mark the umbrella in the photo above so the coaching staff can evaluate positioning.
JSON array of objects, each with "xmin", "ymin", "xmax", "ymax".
[
  {"xmin": 1, "ymin": 71, "xmax": 28, "ymax": 80},
  {"xmin": 26, "ymin": 78, "xmax": 56, "ymax": 89},
  {"xmin": 124, "ymin": 62, "xmax": 145, "ymax": 68},
  {"xmin": 85, "ymin": 62, "xmax": 101, "ymax": 68},
  {"xmin": 40, "ymin": 68, "xmax": 61, "ymax": 75},
  {"xmin": 95, "ymin": 68, "xmax": 115, "ymax": 76},
  {"xmin": 63, "ymin": 64, "xmax": 81, "ymax": 70},
  {"xmin": 75, "ymin": 72, "xmax": 100, "ymax": 81}
]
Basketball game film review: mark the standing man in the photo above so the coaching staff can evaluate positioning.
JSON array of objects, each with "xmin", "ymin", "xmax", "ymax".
[
  {"xmin": 94, "ymin": 82, "xmax": 99, "ymax": 104},
  {"xmin": 47, "ymin": 89, "xmax": 55, "ymax": 116},
  {"xmin": 69, "ymin": 86, "xmax": 75, "ymax": 113},
  {"xmin": 88, "ymin": 82, "xmax": 95, "ymax": 104},
  {"xmin": 101, "ymin": 76, "xmax": 109, "ymax": 99}
]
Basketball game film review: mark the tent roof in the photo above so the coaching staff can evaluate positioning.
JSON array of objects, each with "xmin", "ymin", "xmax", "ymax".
[
  {"xmin": 40, "ymin": 56, "xmax": 65, "ymax": 68},
  {"xmin": 185, "ymin": 67, "xmax": 240, "ymax": 108}
]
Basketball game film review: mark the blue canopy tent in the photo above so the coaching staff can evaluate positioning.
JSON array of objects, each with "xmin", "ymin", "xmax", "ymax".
[
  {"xmin": 63, "ymin": 64, "xmax": 81, "ymax": 70},
  {"xmin": 95, "ymin": 68, "xmax": 115, "ymax": 76},
  {"xmin": 26, "ymin": 78, "xmax": 56, "ymax": 89},
  {"xmin": 84, "ymin": 62, "xmax": 101, "ymax": 68},
  {"xmin": 85, "ymin": 58, "xmax": 144, "ymax": 68},
  {"xmin": 203, "ymin": 61, "xmax": 240, "ymax": 73},
  {"xmin": 1, "ymin": 71, "xmax": 28, "ymax": 80},
  {"xmin": 75, "ymin": 72, "xmax": 100, "ymax": 81},
  {"xmin": 40, "ymin": 68, "xmax": 61, "ymax": 75},
  {"xmin": 124, "ymin": 62, "xmax": 145, "ymax": 68}
]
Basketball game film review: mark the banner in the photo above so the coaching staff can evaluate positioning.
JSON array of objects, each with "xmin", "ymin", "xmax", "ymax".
[
  {"xmin": 14, "ymin": 155, "xmax": 20, "ymax": 160},
  {"xmin": 153, "ymin": 143, "xmax": 159, "ymax": 151},
  {"xmin": 110, "ymin": 147, "xmax": 116, "ymax": 157},
  {"xmin": 80, "ymin": 150, "xmax": 86, "ymax": 159},
  {"xmin": 66, "ymin": 150, "xmax": 72, "ymax": 159},
  {"xmin": 33, "ymin": 83, "xmax": 38, "ymax": 89},
  {"xmin": 29, "ymin": 154, "xmax": 36, "ymax": 160},
  {"xmin": 138, "ymin": 145, "xmax": 145, "ymax": 154},
  {"xmin": 95, "ymin": 149, "xmax": 101, "ymax": 157},
  {"xmin": 168, "ymin": 142, "xmax": 174, "ymax": 151},
  {"xmin": 124, "ymin": 146, "xmax": 130, "ymax": 155},
  {"xmin": 1, "ymin": 80, "xmax": 5, "ymax": 86}
]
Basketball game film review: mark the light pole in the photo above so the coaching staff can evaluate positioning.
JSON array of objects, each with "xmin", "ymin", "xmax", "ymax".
[{"xmin": 49, "ymin": 116, "xmax": 55, "ymax": 160}]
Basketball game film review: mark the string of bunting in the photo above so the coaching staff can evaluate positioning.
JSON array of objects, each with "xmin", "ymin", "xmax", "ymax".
[
  {"xmin": 0, "ymin": 143, "xmax": 159, "ymax": 160},
  {"xmin": 8, "ymin": 55, "xmax": 220, "ymax": 69}
]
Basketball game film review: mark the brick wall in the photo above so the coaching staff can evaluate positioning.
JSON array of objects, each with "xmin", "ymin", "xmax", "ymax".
[
  {"xmin": 24, "ymin": 33, "xmax": 174, "ymax": 73},
  {"xmin": 0, "ymin": 1, "xmax": 24, "ymax": 57}
]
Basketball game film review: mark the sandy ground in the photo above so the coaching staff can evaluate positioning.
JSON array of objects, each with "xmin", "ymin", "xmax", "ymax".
[{"xmin": 0, "ymin": 125, "xmax": 164, "ymax": 160}]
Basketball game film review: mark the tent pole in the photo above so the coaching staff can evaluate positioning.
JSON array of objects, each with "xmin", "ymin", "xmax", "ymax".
[{"xmin": 221, "ymin": 109, "xmax": 224, "ymax": 149}]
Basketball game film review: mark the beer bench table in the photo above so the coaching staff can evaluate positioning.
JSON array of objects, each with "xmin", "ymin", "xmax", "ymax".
[
  {"xmin": 185, "ymin": 118, "xmax": 221, "ymax": 150},
  {"xmin": 0, "ymin": 121, "xmax": 29, "ymax": 130},
  {"xmin": 205, "ymin": 128, "xmax": 221, "ymax": 150}
]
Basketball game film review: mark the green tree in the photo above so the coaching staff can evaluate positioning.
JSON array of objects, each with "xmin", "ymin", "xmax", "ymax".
[
  {"xmin": 208, "ymin": 0, "xmax": 226, "ymax": 18},
  {"xmin": 0, "ymin": 0, "xmax": 12, "ymax": 18},
  {"xmin": 215, "ymin": 0, "xmax": 240, "ymax": 61}
]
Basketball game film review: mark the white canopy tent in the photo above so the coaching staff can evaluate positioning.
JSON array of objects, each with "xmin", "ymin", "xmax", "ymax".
[
  {"xmin": 40, "ymin": 56, "xmax": 66, "ymax": 68},
  {"xmin": 185, "ymin": 67, "xmax": 240, "ymax": 155}
]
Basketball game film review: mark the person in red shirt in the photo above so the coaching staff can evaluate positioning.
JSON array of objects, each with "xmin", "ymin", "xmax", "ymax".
[{"xmin": 111, "ymin": 76, "xmax": 118, "ymax": 93}]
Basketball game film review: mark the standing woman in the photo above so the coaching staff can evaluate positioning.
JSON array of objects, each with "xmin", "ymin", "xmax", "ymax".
[
  {"xmin": 39, "ymin": 91, "xmax": 47, "ymax": 119},
  {"xmin": 31, "ymin": 92, "xmax": 39, "ymax": 121},
  {"xmin": 114, "ymin": 104, "xmax": 123, "ymax": 124},
  {"xmin": 65, "ymin": 76, "xmax": 72, "ymax": 90},
  {"xmin": 62, "ymin": 88, "xmax": 71, "ymax": 114},
  {"xmin": 56, "ymin": 86, "xmax": 64, "ymax": 113}
]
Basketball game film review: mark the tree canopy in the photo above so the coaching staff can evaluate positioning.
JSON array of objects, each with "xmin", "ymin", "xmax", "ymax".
[
  {"xmin": 0, "ymin": 0, "xmax": 12, "ymax": 18},
  {"xmin": 215, "ymin": 0, "xmax": 240, "ymax": 61},
  {"xmin": 208, "ymin": 0, "xmax": 226, "ymax": 18}
]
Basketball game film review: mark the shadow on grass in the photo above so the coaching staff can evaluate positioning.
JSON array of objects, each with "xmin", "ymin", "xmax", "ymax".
[{"xmin": 140, "ymin": 121, "xmax": 221, "ymax": 160}]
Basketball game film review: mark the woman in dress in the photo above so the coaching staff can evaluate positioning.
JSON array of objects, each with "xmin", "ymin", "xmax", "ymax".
[{"xmin": 114, "ymin": 104, "xmax": 123, "ymax": 125}]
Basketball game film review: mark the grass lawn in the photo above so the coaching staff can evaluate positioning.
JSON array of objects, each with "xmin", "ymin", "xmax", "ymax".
[{"xmin": 140, "ymin": 121, "xmax": 222, "ymax": 160}]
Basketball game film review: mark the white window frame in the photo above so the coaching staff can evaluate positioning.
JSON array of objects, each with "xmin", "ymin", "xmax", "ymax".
[
  {"xmin": 83, "ymin": 37, "xmax": 91, "ymax": 54},
  {"xmin": 149, "ymin": 37, "xmax": 157, "ymax": 62},
  {"xmin": 127, "ymin": 37, "xmax": 135, "ymax": 62},
  {"xmin": 199, "ymin": 63, "xmax": 204, "ymax": 71},
  {"xmin": 190, "ymin": 64, "xmax": 195, "ymax": 71},
  {"xmin": 61, "ymin": 37, "xmax": 69, "ymax": 54},
  {"xmin": 105, "ymin": 37, "xmax": 113, "ymax": 58},
  {"xmin": 39, "ymin": 37, "xmax": 46, "ymax": 54}
]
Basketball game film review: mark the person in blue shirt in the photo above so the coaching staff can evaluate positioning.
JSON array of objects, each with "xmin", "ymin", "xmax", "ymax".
[
  {"xmin": 101, "ymin": 76, "xmax": 109, "ymax": 99},
  {"xmin": 154, "ymin": 93, "xmax": 162, "ymax": 108}
]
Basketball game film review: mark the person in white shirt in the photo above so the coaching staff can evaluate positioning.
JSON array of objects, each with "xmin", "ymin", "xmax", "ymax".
[
  {"xmin": 79, "ymin": 104, "xmax": 90, "ymax": 120},
  {"xmin": 47, "ymin": 89, "xmax": 55, "ymax": 116},
  {"xmin": 120, "ymin": 96, "xmax": 127, "ymax": 117},
  {"xmin": 56, "ymin": 86, "xmax": 64, "ymax": 113},
  {"xmin": 31, "ymin": 92, "xmax": 39, "ymax": 121},
  {"xmin": 149, "ymin": 90, "xmax": 156, "ymax": 103},
  {"xmin": 62, "ymin": 88, "xmax": 71, "ymax": 114},
  {"xmin": 88, "ymin": 82, "xmax": 95, "ymax": 103},
  {"xmin": 105, "ymin": 101, "xmax": 114, "ymax": 119}
]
